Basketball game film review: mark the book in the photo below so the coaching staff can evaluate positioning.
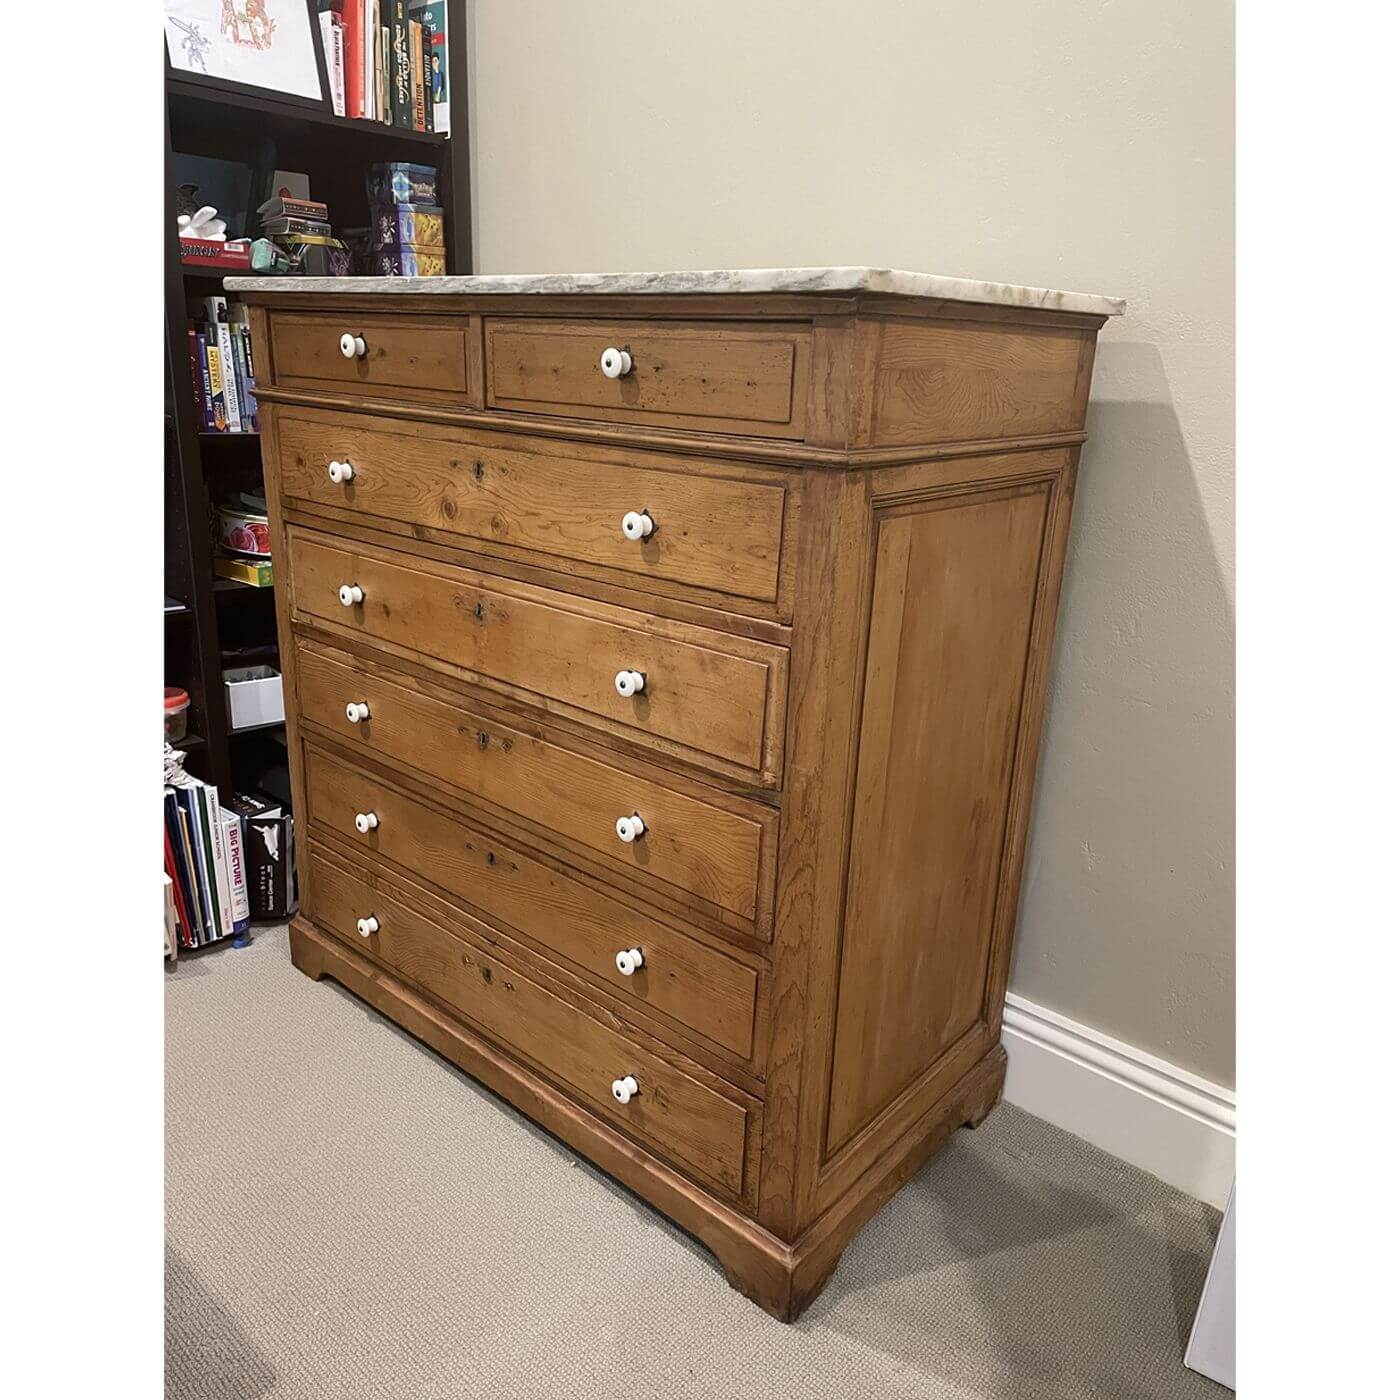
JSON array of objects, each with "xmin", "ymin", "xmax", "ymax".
[
  {"xmin": 204, "ymin": 338, "xmax": 228, "ymax": 432},
  {"xmin": 227, "ymin": 794, "xmax": 299, "ymax": 920},
  {"xmin": 410, "ymin": 20, "xmax": 426, "ymax": 131},
  {"xmin": 256, "ymin": 194, "xmax": 329, "ymax": 221},
  {"xmin": 337, "ymin": 0, "xmax": 364, "ymax": 119},
  {"xmin": 222, "ymin": 809, "xmax": 252, "ymax": 936},
  {"xmin": 164, "ymin": 791, "xmax": 197, "ymax": 948},
  {"xmin": 163, "ymin": 871, "xmax": 178, "ymax": 959},
  {"xmin": 390, "ymin": 2, "xmax": 412, "ymax": 129},
  {"xmin": 260, "ymin": 215, "xmax": 333, "ymax": 237},
  {"xmin": 410, "ymin": 1, "xmax": 448, "ymax": 133},
  {"xmin": 215, "ymin": 321, "xmax": 242, "ymax": 433},
  {"xmin": 380, "ymin": 21, "xmax": 391, "ymax": 124},
  {"xmin": 320, "ymin": 10, "xmax": 346, "ymax": 116},
  {"xmin": 176, "ymin": 787, "xmax": 215, "ymax": 942},
  {"xmin": 192, "ymin": 330, "xmax": 211, "ymax": 430},
  {"xmin": 214, "ymin": 555, "xmax": 274, "ymax": 587},
  {"xmin": 370, "ymin": 2, "xmax": 382, "ymax": 121},
  {"xmin": 205, "ymin": 783, "xmax": 234, "ymax": 941}
]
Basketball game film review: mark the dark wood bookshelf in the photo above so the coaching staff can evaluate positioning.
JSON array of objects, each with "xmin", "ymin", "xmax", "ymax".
[{"xmin": 164, "ymin": 29, "xmax": 471, "ymax": 802}]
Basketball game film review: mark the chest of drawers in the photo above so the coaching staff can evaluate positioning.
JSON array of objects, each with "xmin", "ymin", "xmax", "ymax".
[{"xmin": 234, "ymin": 267, "xmax": 1123, "ymax": 1321}]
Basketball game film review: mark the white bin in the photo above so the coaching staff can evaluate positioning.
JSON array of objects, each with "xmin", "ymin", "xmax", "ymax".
[{"xmin": 224, "ymin": 665, "xmax": 285, "ymax": 730}]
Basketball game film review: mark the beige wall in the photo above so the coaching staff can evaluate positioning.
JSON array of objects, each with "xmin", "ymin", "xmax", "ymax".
[{"xmin": 465, "ymin": 1, "xmax": 1235, "ymax": 1086}]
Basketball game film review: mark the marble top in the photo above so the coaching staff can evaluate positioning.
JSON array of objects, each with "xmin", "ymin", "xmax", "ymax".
[{"xmin": 224, "ymin": 266, "xmax": 1124, "ymax": 317}]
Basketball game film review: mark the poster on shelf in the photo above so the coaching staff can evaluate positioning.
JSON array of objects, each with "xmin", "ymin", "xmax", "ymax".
[{"xmin": 164, "ymin": 0, "xmax": 326, "ymax": 103}]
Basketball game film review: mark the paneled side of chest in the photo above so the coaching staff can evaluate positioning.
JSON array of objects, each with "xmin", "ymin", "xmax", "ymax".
[{"xmin": 244, "ymin": 290, "xmax": 1106, "ymax": 1321}]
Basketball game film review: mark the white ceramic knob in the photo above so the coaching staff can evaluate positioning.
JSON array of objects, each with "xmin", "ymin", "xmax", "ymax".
[
  {"xmin": 327, "ymin": 459, "xmax": 355, "ymax": 483},
  {"xmin": 615, "ymin": 813, "xmax": 646, "ymax": 844},
  {"xmin": 354, "ymin": 811, "xmax": 379, "ymax": 834},
  {"xmin": 621, "ymin": 510, "xmax": 655, "ymax": 541},
  {"xmin": 600, "ymin": 347, "xmax": 633, "ymax": 379},
  {"xmin": 340, "ymin": 331, "xmax": 367, "ymax": 359},
  {"xmin": 338, "ymin": 583, "xmax": 365, "ymax": 607},
  {"xmin": 615, "ymin": 947, "xmax": 645, "ymax": 977},
  {"xmin": 345, "ymin": 701, "xmax": 370, "ymax": 724},
  {"xmin": 356, "ymin": 915, "xmax": 380, "ymax": 937},
  {"xmin": 611, "ymin": 1074, "xmax": 639, "ymax": 1104},
  {"xmin": 614, "ymin": 669, "xmax": 646, "ymax": 698}
]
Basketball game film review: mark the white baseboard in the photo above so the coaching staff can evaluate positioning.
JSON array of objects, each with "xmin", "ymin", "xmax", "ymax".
[{"xmin": 1000, "ymin": 993, "xmax": 1235, "ymax": 1209}]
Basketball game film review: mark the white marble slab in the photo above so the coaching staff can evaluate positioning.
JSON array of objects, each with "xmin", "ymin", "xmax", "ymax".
[{"xmin": 224, "ymin": 266, "xmax": 1124, "ymax": 316}]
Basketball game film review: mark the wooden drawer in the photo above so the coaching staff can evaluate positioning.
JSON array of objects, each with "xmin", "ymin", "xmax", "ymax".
[
  {"xmin": 307, "ymin": 843, "xmax": 753, "ymax": 1198},
  {"xmin": 267, "ymin": 312, "xmax": 470, "ymax": 404},
  {"xmin": 297, "ymin": 644, "xmax": 773, "ymax": 933},
  {"xmin": 287, "ymin": 527, "xmax": 788, "ymax": 783},
  {"xmin": 277, "ymin": 407, "xmax": 791, "ymax": 607},
  {"xmin": 484, "ymin": 318, "xmax": 810, "ymax": 438},
  {"xmin": 303, "ymin": 744, "xmax": 762, "ymax": 1062}
]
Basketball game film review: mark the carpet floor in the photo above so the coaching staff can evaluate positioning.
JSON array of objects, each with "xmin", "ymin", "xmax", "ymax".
[{"xmin": 166, "ymin": 925, "xmax": 1225, "ymax": 1400}]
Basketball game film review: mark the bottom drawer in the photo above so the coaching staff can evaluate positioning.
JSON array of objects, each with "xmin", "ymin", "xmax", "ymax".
[{"xmin": 307, "ymin": 843, "xmax": 753, "ymax": 1199}]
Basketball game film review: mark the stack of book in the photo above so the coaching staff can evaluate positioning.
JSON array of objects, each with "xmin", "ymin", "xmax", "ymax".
[
  {"xmin": 187, "ymin": 296, "xmax": 258, "ymax": 435},
  {"xmin": 164, "ymin": 769, "xmax": 300, "ymax": 951},
  {"xmin": 320, "ymin": 1, "xmax": 448, "ymax": 133}
]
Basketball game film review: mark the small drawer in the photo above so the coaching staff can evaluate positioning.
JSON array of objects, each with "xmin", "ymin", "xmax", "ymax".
[
  {"xmin": 303, "ymin": 744, "xmax": 762, "ymax": 1063},
  {"xmin": 297, "ymin": 644, "xmax": 774, "ymax": 933},
  {"xmin": 307, "ymin": 843, "xmax": 753, "ymax": 1198},
  {"xmin": 277, "ymin": 407, "xmax": 791, "ymax": 608},
  {"xmin": 267, "ymin": 311, "xmax": 470, "ymax": 404},
  {"xmin": 286, "ymin": 528, "xmax": 788, "ymax": 783},
  {"xmin": 484, "ymin": 318, "xmax": 810, "ymax": 439}
]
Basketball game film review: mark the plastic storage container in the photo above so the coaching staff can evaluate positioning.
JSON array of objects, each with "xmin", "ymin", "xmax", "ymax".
[
  {"xmin": 165, "ymin": 687, "xmax": 190, "ymax": 742},
  {"xmin": 224, "ymin": 665, "xmax": 285, "ymax": 731}
]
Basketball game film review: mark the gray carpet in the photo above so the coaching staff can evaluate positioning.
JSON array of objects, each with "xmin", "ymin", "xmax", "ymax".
[{"xmin": 166, "ymin": 926, "xmax": 1225, "ymax": 1400}]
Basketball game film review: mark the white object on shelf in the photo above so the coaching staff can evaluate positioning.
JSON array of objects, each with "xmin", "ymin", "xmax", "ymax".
[
  {"xmin": 621, "ymin": 510, "xmax": 654, "ymax": 541},
  {"xmin": 614, "ymin": 947, "xmax": 644, "ymax": 976},
  {"xmin": 599, "ymin": 347, "xmax": 633, "ymax": 379},
  {"xmin": 614, "ymin": 669, "xmax": 646, "ymax": 698},
  {"xmin": 610, "ymin": 1074, "xmax": 639, "ymax": 1104},
  {"xmin": 615, "ymin": 813, "xmax": 646, "ymax": 844},
  {"xmin": 223, "ymin": 664, "xmax": 285, "ymax": 730}
]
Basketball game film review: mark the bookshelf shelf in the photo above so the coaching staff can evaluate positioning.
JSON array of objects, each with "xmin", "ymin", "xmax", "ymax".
[
  {"xmin": 229, "ymin": 719, "xmax": 288, "ymax": 738},
  {"xmin": 168, "ymin": 78, "xmax": 449, "ymax": 153}
]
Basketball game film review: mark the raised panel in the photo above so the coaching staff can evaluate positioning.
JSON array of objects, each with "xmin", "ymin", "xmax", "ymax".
[
  {"xmin": 870, "ymin": 320, "xmax": 1089, "ymax": 446},
  {"xmin": 824, "ymin": 483, "xmax": 1051, "ymax": 1154}
]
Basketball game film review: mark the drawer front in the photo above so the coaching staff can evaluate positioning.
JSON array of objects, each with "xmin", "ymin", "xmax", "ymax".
[
  {"xmin": 278, "ymin": 408, "xmax": 790, "ymax": 606},
  {"xmin": 308, "ymin": 844, "xmax": 751, "ymax": 1196},
  {"xmin": 287, "ymin": 528, "xmax": 787, "ymax": 781},
  {"xmin": 484, "ymin": 319, "xmax": 810, "ymax": 438},
  {"xmin": 304, "ymin": 744, "xmax": 761, "ymax": 1062},
  {"xmin": 298, "ymin": 644, "xmax": 770, "ymax": 928},
  {"xmin": 268, "ymin": 312, "xmax": 470, "ymax": 403}
]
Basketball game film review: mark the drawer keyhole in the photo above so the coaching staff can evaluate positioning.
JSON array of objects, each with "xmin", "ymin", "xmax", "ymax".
[
  {"xmin": 473, "ymin": 601, "xmax": 486, "ymax": 622},
  {"xmin": 476, "ymin": 730, "xmax": 490, "ymax": 750},
  {"xmin": 473, "ymin": 461, "xmax": 485, "ymax": 481}
]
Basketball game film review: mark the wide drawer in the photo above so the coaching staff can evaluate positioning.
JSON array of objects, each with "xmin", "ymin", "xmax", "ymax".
[
  {"xmin": 303, "ymin": 744, "xmax": 762, "ymax": 1062},
  {"xmin": 297, "ymin": 643, "xmax": 772, "ymax": 932},
  {"xmin": 307, "ymin": 843, "xmax": 752, "ymax": 1197},
  {"xmin": 277, "ymin": 407, "xmax": 791, "ymax": 607},
  {"xmin": 267, "ymin": 311, "xmax": 470, "ymax": 404},
  {"xmin": 484, "ymin": 318, "xmax": 810, "ymax": 439},
  {"xmin": 287, "ymin": 527, "xmax": 788, "ymax": 782}
]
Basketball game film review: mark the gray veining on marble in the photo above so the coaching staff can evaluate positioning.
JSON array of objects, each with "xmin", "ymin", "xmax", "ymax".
[{"xmin": 224, "ymin": 266, "xmax": 1125, "ymax": 316}]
